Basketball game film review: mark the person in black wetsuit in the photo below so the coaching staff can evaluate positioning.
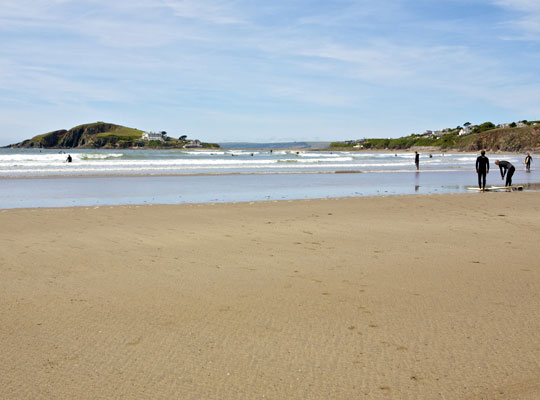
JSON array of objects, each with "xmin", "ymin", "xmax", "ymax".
[
  {"xmin": 524, "ymin": 153, "xmax": 532, "ymax": 171},
  {"xmin": 414, "ymin": 152, "xmax": 419, "ymax": 170},
  {"xmin": 475, "ymin": 150, "xmax": 489, "ymax": 191},
  {"xmin": 495, "ymin": 160, "xmax": 515, "ymax": 187}
]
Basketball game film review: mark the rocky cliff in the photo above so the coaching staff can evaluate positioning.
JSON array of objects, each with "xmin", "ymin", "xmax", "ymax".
[
  {"xmin": 457, "ymin": 125, "xmax": 540, "ymax": 152},
  {"xmin": 8, "ymin": 122, "xmax": 145, "ymax": 149}
]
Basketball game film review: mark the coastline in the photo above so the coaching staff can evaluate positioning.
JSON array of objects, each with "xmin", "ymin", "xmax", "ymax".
[{"xmin": 2, "ymin": 193, "xmax": 540, "ymax": 399}]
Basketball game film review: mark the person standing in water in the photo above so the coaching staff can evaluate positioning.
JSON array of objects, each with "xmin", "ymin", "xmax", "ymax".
[
  {"xmin": 524, "ymin": 153, "xmax": 532, "ymax": 171},
  {"xmin": 414, "ymin": 151, "xmax": 419, "ymax": 170},
  {"xmin": 475, "ymin": 150, "xmax": 489, "ymax": 191},
  {"xmin": 495, "ymin": 160, "xmax": 515, "ymax": 187}
]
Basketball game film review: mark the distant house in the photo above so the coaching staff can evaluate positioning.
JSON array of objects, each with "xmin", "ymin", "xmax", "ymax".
[
  {"xmin": 516, "ymin": 122, "xmax": 527, "ymax": 128},
  {"xmin": 184, "ymin": 139, "xmax": 202, "ymax": 148},
  {"xmin": 353, "ymin": 139, "xmax": 365, "ymax": 149},
  {"xmin": 142, "ymin": 131, "xmax": 164, "ymax": 141},
  {"xmin": 459, "ymin": 126, "xmax": 472, "ymax": 135}
]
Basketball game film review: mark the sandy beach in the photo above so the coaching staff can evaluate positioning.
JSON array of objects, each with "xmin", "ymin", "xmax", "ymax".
[{"xmin": 1, "ymin": 193, "xmax": 540, "ymax": 399}]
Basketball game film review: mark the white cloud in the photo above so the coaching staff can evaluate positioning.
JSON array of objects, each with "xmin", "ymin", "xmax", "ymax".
[
  {"xmin": 159, "ymin": 0, "xmax": 244, "ymax": 24},
  {"xmin": 266, "ymin": 83, "xmax": 354, "ymax": 107},
  {"xmin": 493, "ymin": 0, "xmax": 540, "ymax": 39},
  {"xmin": 494, "ymin": 0, "xmax": 540, "ymax": 12}
]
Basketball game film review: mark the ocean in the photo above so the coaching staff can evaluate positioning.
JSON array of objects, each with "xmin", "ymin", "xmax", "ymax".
[{"xmin": 0, "ymin": 148, "xmax": 535, "ymax": 208}]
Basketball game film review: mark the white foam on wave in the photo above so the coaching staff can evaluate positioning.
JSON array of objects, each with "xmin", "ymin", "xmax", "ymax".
[
  {"xmin": 225, "ymin": 151, "xmax": 262, "ymax": 156},
  {"xmin": 0, "ymin": 153, "xmax": 67, "ymax": 162},
  {"xmin": 297, "ymin": 152, "xmax": 341, "ymax": 158},
  {"xmin": 182, "ymin": 150, "xmax": 228, "ymax": 155},
  {"xmin": 280, "ymin": 157, "xmax": 354, "ymax": 163},
  {"xmin": 79, "ymin": 153, "xmax": 124, "ymax": 160}
]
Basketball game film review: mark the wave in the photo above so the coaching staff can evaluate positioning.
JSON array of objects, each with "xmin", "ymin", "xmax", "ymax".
[
  {"xmin": 0, "ymin": 154, "xmax": 67, "ymax": 162},
  {"xmin": 297, "ymin": 152, "xmax": 341, "ymax": 158},
  {"xmin": 78, "ymin": 153, "xmax": 124, "ymax": 160},
  {"xmin": 181, "ymin": 150, "xmax": 228, "ymax": 155}
]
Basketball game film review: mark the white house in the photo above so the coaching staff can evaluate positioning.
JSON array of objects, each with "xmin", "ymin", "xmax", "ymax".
[
  {"xmin": 184, "ymin": 139, "xmax": 202, "ymax": 148},
  {"xmin": 516, "ymin": 122, "xmax": 527, "ymax": 128},
  {"xmin": 459, "ymin": 126, "xmax": 472, "ymax": 135},
  {"xmin": 142, "ymin": 131, "xmax": 164, "ymax": 141}
]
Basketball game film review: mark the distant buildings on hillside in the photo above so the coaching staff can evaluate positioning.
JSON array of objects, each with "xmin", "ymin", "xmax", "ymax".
[
  {"xmin": 141, "ymin": 131, "xmax": 202, "ymax": 148},
  {"xmin": 184, "ymin": 139, "xmax": 202, "ymax": 148},
  {"xmin": 416, "ymin": 120, "xmax": 537, "ymax": 138},
  {"xmin": 422, "ymin": 129, "xmax": 452, "ymax": 138},
  {"xmin": 142, "ymin": 131, "xmax": 165, "ymax": 141}
]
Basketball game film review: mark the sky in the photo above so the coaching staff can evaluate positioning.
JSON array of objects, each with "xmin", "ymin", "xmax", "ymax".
[{"xmin": 1, "ymin": 0, "xmax": 540, "ymax": 145}]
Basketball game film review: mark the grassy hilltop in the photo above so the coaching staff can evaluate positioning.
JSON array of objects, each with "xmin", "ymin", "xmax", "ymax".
[
  {"xmin": 7, "ymin": 122, "xmax": 219, "ymax": 149},
  {"xmin": 331, "ymin": 121, "xmax": 540, "ymax": 152}
]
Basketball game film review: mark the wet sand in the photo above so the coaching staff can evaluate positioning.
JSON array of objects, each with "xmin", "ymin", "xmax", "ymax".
[{"xmin": 1, "ymin": 193, "xmax": 540, "ymax": 399}]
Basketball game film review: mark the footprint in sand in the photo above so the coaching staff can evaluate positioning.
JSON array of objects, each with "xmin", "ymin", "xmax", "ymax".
[{"xmin": 126, "ymin": 336, "xmax": 142, "ymax": 346}]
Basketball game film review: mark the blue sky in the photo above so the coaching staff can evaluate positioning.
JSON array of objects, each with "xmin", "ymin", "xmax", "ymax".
[{"xmin": 1, "ymin": 0, "xmax": 539, "ymax": 145}]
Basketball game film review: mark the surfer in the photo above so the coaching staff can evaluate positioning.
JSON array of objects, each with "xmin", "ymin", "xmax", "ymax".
[
  {"xmin": 66, "ymin": 154, "xmax": 72, "ymax": 163},
  {"xmin": 414, "ymin": 151, "xmax": 419, "ymax": 170},
  {"xmin": 475, "ymin": 150, "xmax": 489, "ymax": 191},
  {"xmin": 495, "ymin": 160, "xmax": 515, "ymax": 187},
  {"xmin": 524, "ymin": 153, "xmax": 532, "ymax": 171}
]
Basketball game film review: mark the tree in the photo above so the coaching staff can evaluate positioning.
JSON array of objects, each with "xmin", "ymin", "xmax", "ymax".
[
  {"xmin": 473, "ymin": 122, "xmax": 496, "ymax": 134},
  {"xmin": 464, "ymin": 122, "xmax": 471, "ymax": 127},
  {"xmin": 179, "ymin": 135, "xmax": 187, "ymax": 141}
]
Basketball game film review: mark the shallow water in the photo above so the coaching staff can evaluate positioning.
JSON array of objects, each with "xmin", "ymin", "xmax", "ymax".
[
  {"xmin": 1, "ymin": 169, "xmax": 537, "ymax": 209},
  {"xmin": 1, "ymin": 148, "xmax": 536, "ymax": 208}
]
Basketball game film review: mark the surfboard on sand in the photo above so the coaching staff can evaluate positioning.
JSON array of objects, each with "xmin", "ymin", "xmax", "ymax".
[
  {"xmin": 467, "ymin": 186, "xmax": 523, "ymax": 192},
  {"xmin": 490, "ymin": 186, "xmax": 524, "ymax": 191}
]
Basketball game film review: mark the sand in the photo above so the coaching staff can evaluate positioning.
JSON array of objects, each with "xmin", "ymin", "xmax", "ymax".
[{"xmin": 1, "ymin": 193, "xmax": 540, "ymax": 399}]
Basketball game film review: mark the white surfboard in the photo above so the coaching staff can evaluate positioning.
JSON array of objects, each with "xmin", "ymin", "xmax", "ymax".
[{"xmin": 467, "ymin": 186, "xmax": 523, "ymax": 192}]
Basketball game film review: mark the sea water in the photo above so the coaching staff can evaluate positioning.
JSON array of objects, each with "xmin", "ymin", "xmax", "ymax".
[{"xmin": 0, "ymin": 148, "xmax": 535, "ymax": 208}]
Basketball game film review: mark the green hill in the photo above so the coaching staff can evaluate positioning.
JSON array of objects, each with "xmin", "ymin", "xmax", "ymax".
[
  {"xmin": 331, "ymin": 123, "xmax": 540, "ymax": 152},
  {"xmin": 457, "ymin": 125, "xmax": 540, "ymax": 152},
  {"xmin": 7, "ymin": 122, "xmax": 219, "ymax": 149}
]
